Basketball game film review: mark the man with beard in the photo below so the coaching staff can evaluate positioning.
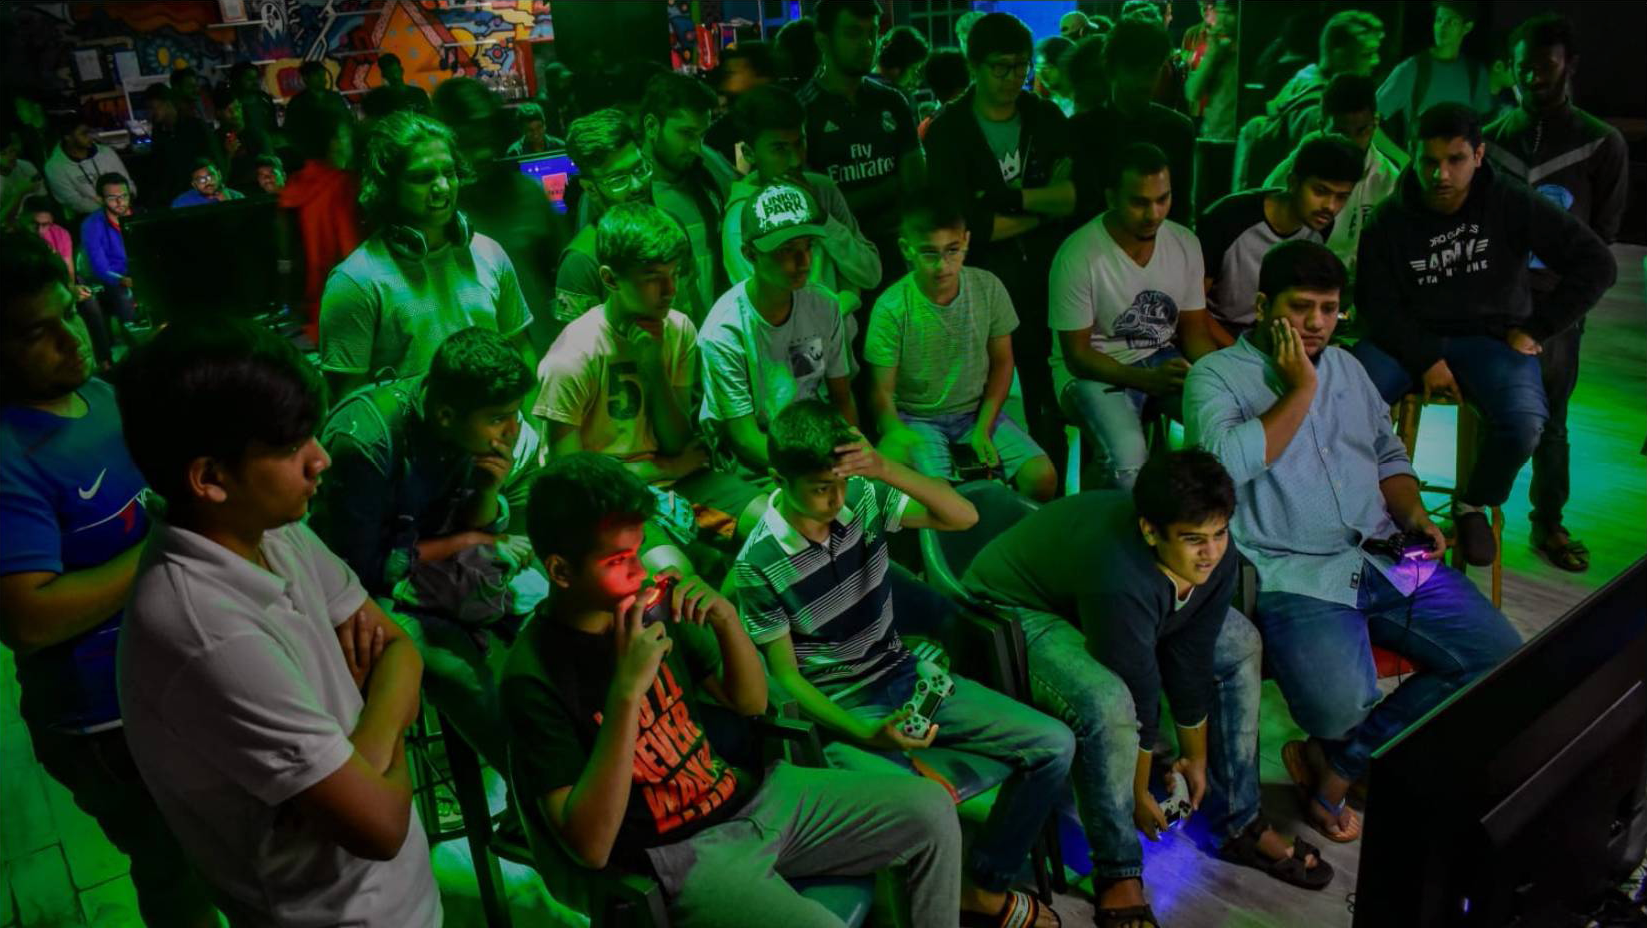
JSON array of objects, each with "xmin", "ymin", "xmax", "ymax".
[{"xmin": 640, "ymin": 72, "xmax": 737, "ymax": 324}]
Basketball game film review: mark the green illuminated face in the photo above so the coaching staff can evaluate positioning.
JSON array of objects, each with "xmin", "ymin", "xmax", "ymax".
[
  {"xmin": 396, "ymin": 137, "xmax": 458, "ymax": 231},
  {"xmin": 0, "ymin": 282, "xmax": 90, "ymax": 403},
  {"xmin": 749, "ymin": 127, "xmax": 806, "ymax": 182},
  {"xmin": 604, "ymin": 260, "xmax": 681, "ymax": 322},
  {"xmin": 435, "ymin": 397, "xmax": 522, "ymax": 457},
  {"xmin": 780, "ymin": 469, "xmax": 847, "ymax": 525},
  {"xmin": 753, "ymin": 236, "xmax": 816, "ymax": 291}
]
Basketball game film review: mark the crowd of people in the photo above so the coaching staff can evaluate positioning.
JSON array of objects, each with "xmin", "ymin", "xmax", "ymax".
[{"xmin": 0, "ymin": 2, "xmax": 1629, "ymax": 927}]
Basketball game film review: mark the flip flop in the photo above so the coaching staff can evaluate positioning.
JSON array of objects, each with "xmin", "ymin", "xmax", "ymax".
[
  {"xmin": 960, "ymin": 889, "xmax": 1061, "ymax": 928},
  {"xmin": 1281, "ymin": 740, "xmax": 1363, "ymax": 843}
]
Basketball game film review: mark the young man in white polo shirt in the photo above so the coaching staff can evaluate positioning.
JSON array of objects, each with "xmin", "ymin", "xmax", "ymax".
[{"xmin": 115, "ymin": 320, "xmax": 440, "ymax": 928}]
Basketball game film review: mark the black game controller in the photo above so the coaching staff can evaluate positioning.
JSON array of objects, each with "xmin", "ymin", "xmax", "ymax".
[
  {"xmin": 639, "ymin": 576, "xmax": 678, "ymax": 627},
  {"xmin": 1362, "ymin": 530, "xmax": 1437, "ymax": 562}
]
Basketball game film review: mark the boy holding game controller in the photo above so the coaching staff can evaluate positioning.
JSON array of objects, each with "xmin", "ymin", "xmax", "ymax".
[
  {"xmin": 735, "ymin": 399, "xmax": 1074, "ymax": 928},
  {"xmin": 501, "ymin": 452, "xmax": 963, "ymax": 928}
]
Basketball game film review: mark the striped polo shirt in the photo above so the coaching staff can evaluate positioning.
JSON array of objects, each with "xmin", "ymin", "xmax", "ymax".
[{"xmin": 733, "ymin": 477, "xmax": 912, "ymax": 697}]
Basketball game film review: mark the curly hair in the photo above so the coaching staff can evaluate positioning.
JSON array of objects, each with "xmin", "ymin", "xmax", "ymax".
[
  {"xmin": 358, "ymin": 111, "xmax": 471, "ymax": 227},
  {"xmin": 768, "ymin": 399, "xmax": 855, "ymax": 479},
  {"xmin": 425, "ymin": 327, "xmax": 533, "ymax": 416}
]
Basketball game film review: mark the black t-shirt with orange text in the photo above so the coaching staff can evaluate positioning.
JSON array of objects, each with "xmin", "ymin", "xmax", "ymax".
[{"xmin": 501, "ymin": 609, "xmax": 748, "ymax": 870}]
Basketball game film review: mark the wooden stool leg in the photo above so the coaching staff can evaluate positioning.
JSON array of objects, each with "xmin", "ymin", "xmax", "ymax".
[
  {"xmin": 1395, "ymin": 395, "xmax": 1422, "ymax": 460},
  {"xmin": 1490, "ymin": 506, "xmax": 1504, "ymax": 609},
  {"xmin": 442, "ymin": 713, "xmax": 514, "ymax": 928}
]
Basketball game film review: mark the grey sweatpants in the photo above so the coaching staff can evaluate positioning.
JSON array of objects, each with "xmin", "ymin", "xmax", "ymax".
[{"xmin": 646, "ymin": 762, "xmax": 962, "ymax": 928}]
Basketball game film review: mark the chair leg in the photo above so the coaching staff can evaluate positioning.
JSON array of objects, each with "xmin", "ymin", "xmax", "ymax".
[
  {"xmin": 1394, "ymin": 395, "xmax": 1422, "ymax": 460},
  {"xmin": 441, "ymin": 713, "xmax": 514, "ymax": 928},
  {"xmin": 1063, "ymin": 424, "xmax": 1082, "ymax": 498},
  {"xmin": 1490, "ymin": 505, "xmax": 1504, "ymax": 609}
]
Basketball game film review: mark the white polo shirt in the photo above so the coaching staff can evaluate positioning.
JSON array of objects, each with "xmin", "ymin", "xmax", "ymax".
[{"xmin": 118, "ymin": 519, "xmax": 440, "ymax": 928}]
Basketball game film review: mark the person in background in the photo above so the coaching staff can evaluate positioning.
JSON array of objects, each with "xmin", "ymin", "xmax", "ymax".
[
  {"xmin": 254, "ymin": 154, "xmax": 286, "ymax": 195},
  {"xmin": 801, "ymin": 0, "xmax": 926, "ymax": 277},
  {"xmin": 874, "ymin": 25, "xmax": 931, "ymax": 111},
  {"xmin": 1051, "ymin": 144, "xmax": 1213, "ymax": 491},
  {"xmin": 705, "ymin": 41, "xmax": 776, "ymax": 165},
  {"xmin": 916, "ymin": 49, "xmax": 971, "ymax": 137},
  {"xmin": 505, "ymin": 102, "xmax": 564, "ymax": 156},
  {"xmin": 286, "ymin": 59, "xmax": 349, "ymax": 138},
  {"xmin": 1196, "ymin": 134, "xmax": 1361, "ymax": 350},
  {"xmin": 1377, "ymin": 1, "xmax": 1495, "ymax": 145},
  {"xmin": 80, "ymin": 173, "xmax": 136, "ymax": 339},
  {"xmin": 639, "ymin": 72, "xmax": 736, "ymax": 325},
  {"xmin": 927, "ymin": 11, "xmax": 1078, "ymax": 455},
  {"xmin": 44, "ymin": 120, "xmax": 135, "ymax": 220},
  {"xmin": 169, "ymin": 66, "xmax": 212, "ymax": 123},
  {"xmin": 213, "ymin": 89, "xmax": 265, "ymax": 192},
  {"xmin": 7, "ymin": 91, "xmax": 53, "ymax": 166},
  {"xmin": 0, "ymin": 128, "xmax": 44, "ymax": 227},
  {"xmin": 867, "ymin": 188, "xmax": 1059, "ymax": 501},
  {"xmin": 144, "ymin": 83, "xmax": 221, "ymax": 204},
  {"xmin": 722, "ymin": 83, "xmax": 881, "ymax": 319},
  {"xmin": 955, "ymin": 9, "xmax": 986, "ymax": 49},
  {"xmin": 1351, "ymin": 103, "xmax": 1615, "ymax": 566},
  {"xmin": 171, "ymin": 158, "xmax": 245, "ymax": 208},
  {"xmin": 1061, "ymin": 10, "xmax": 1095, "ymax": 40},
  {"xmin": 773, "ymin": 18, "xmax": 821, "ymax": 87},
  {"xmin": 229, "ymin": 62, "xmax": 279, "ymax": 147},
  {"xmin": 22, "ymin": 197, "xmax": 109, "ymax": 366},
  {"xmin": 1071, "ymin": 17, "xmax": 1196, "ymax": 225},
  {"xmin": 115, "ymin": 320, "xmax": 440, "ymax": 928},
  {"xmin": 1263, "ymin": 73, "xmax": 1402, "ymax": 289},
  {"xmin": 1186, "ymin": 239, "xmax": 1521, "ymax": 846},
  {"xmin": 1034, "ymin": 36, "xmax": 1078, "ymax": 118},
  {"xmin": 0, "ymin": 234, "xmax": 218, "ymax": 928},
  {"xmin": 319, "ymin": 112, "xmax": 532, "ymax": 398},
  {"xmin": 363, "ymin": 53, "xmax": 432, "ymax": 120},
  {"xmin": 1485, "ymin": 13, "xmax": 1628, "ymax": 574},
  {"xmin": 555, "ymin": 109, "xmax": 655, "ymax": 328},
  {"xmin": 502, "ymin": 452, "xmax": 964, "ymax": 928},
  {"xmin": 280, "ymin": 100, "xmax": 361, "ymax": 339},
  {"xmin": 1183, "ymin": 0, "xmax": 1240, "ymax": 142}
]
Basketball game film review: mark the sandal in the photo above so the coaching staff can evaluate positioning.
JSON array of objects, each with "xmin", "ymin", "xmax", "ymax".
[
  {"xmin": 1533, "ymin": 526, "xmax": 1590, "ymax": 573},
  {"xmin": 959, "ymin": 889, "xmax": 1061, "ymax": 928},
  {"xmin": 1090, "ymin": 878, "xmax": 1159, "ymax": 928},
  {"xmin": 1218, "ymin": 818, "xmax": 1335, "ymax": 890},
  {"xmin": 1281, "ymin": 740, "xmax": 1363, "ymax": 843}
]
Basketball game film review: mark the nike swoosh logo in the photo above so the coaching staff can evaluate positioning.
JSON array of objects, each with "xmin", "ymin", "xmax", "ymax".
[{"xmin": 78, "ymin": 469, "xmax": 106, "ymax": 500}]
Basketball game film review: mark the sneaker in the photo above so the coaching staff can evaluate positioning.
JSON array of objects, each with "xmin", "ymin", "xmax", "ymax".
[{"xmin": 1453, "ymin": 508, "xmax": 1497, "ymax": 566}]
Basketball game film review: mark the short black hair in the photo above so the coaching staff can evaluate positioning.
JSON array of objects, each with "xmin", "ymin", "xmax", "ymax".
[
  {"xmin": 1257, "ymin": 238, "xmax": 1347, "ymax": 301},
  {"xmin": 0, "ymin": 231, "xmax": 69, "ymax": 321},
  {"xmin": 1106, "ymin": 141, "xmax": 1170, "ymax": 192},
  {"xmin": 527, "ymin": 453, "xmax": 656, "ymax": 564},
  {"xmin": 1435, "ymin": 0, "xmax": 1480, "ymax": 24},
  {"xmin": 378, "ymin": 52, "xmax": 402, "ymax": 69},
  {"xmin": 1104, "ymin": 17, "xmax": 1171, "ymax": 75},
  {"xmin": 115, "ymin": 319, "xmax": 327, "ymax": 508},
  {"xmin": 565, "ymin": 108, "xmax": 637, "ymax": 172},
  {"xmin": 190, "ymin": 156, "xmax": 218, "ymax": 174},
  {"xmin": 22, "ymin": 195, "xmax": 56, "ymax": 218},
  {"xmin": 640, "ymin": 71, "xmax": 717, "ymax": 130},
  {"xmin": 95, "ymin": 172, "xmax": 129, "ymax": 197},
  {"xmin": 899, "ymin": 185, "xmax": 966, "ymax": 238},
  {"xmin": 1510, "ymin": 12, "xmax": 1577, "ymax": 58},
  {"xmin": 1291, "ymin": 133, "xmax": 1363, "ymax": 185},
  {"xmin": 720, "ymin": 40, "xmax": 777, "ymax": 80},
  {"xmin": 733, "ymin": 83, "xmax": 805, "ymax": 146},
  {"xmin": 1321, "ymin": 72, "xmax": 1377, "ymax": 116},
  {"xmin": 1415, "ymin": 101, "xmax": 1482, "ymax": 149},
  {"xmin": 254, "ymin": 153, "xmax": 284, "ymax": 171},
  {"xmin": 596, "ymin": 202, "xmax": 689, "ymax": 276},
  {"xmin": 966, "ymin": 12, "xmax": 1030, "ymax": 64},
  {"xmin": 286, "ymin": 96, "xmax": 353, "ymax": 164},
  {"xmin": 1133, "ymin": 449, "xmax": 1236, "ymax": 530},
  {"xmin": 816, "ymin": 0, "xmax": 880, "ymax": 37},
  {"xmin": 774, "ymin": 19, "xmax": 821, "ymax": 82},
  {"xmin": 879, "ymin": 25, "xmax": 930, "ymax": 71},
  {"xmin": 923, "ymin": 49, "xmax": 971, "ymax": 102},
  {"xmin": 424, "ymin": 327, "xmax": 532, "ymax": 417},
  {"xmin": 768, "ymin": 399, "xmax": 854, "ymax": 479},
  {"xmin": 1036, "ymin": 35, "xmax": 1076, "ymax": 69}
]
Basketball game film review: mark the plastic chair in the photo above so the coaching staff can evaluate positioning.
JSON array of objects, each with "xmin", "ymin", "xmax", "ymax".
[{"xmin": 1392, "ymin": 395, "xmax": 1504, "ymax": 608}]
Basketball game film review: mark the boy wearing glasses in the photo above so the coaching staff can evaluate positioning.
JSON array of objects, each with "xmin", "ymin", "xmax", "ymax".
[
  {"xmin": 556, "ymin": 109, "xmax": 657, "ymax": 327},
  {"xmin": 866, "ymin": 188, "xmax": 1058, "ymax": 501},
  {"xmin": 923, "ymin": 11, "xmax": 1076, "ymax": 454},
  {"xmin": 697, "ymin": 182, "xmax": 856, "ymax": 475}
]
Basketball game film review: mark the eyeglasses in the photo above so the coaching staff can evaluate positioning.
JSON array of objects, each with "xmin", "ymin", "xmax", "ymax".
[
  {"xmin": 591, "ymin": 156, "xmax": 654, "ymax": 197},
  {"xmin": 102, "ymin": 193, "xmax": 129, "ymax": 203},
  {"xmin": 911, "ymin": 246, "xmax": 967, "ymax": 269},
  {"xmin": 986, "ymin": 58, "xmax": 1033, "ymax": 80}
]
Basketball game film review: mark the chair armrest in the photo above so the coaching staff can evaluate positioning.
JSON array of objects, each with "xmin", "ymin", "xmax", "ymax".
[
  {"xmin": 751, "ymin": 714, "xmax": 827, "ymax": 768},
  {"xmin": 945, "ymin": 599, "xmax": 1021, "ymax": 699},
  {"xmin": 591, "ymin": 869, "xmax": 671, "ymax": 928}
]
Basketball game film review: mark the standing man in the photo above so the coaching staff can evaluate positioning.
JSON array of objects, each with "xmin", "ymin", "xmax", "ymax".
[
  {"xmin": 639, "ymin": 72, "xmax": 737, "ymax": 325},
  {"xmin": 363, "ymin": 53, "xmax": 432, "ymax": 120},
  {"xmin": 799, "ymin": 0, "xmax": 926, "ymax": 277},
  {"xmin": 143, "ymin": 83, "xmax": 221, "ymax": 204},
  {"xmin": 1485, "ymin": 13, "xmax": 1628, "ymax": 573},
  {"xmin": 286, "ymin": 60, "xmax": 349, "ymax": 139},
  {"xmin": 1351, "ymin": 103, "xmax": 1615, "ymax": 565},
  {"xmin": 555, "ymin": 109, "xmax": 655, "ymax": 329},
  {"xmin": 1182, "ymin": 0, "xmax": 1240, "ymax": 142},
  {"xmin": 44, "ymin": 120, "xmax": 135, "ymax": 221},
  {"xmin": 0, "ymin": 234, "xmax": 217, "ymax": 928},
  {"xmin": 1377, "ymin": 1, "xmax": 1495, "ymax": 145},
  {"xmin": 925, "ymin": 10, "xmax": 1077, "ymax": 453}
]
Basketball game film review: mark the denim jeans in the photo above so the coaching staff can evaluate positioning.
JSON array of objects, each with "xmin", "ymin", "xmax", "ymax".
[
  {"xmin": 1017, "ymin": 608, "xmax": 1263, "ymax": 879},
  {"xmin": 1058, "ymin": 348, "xmax": 1183, "ymax": 491},
  {"xmin": 1350, "ymin": 335, "xmax": 1548, "ymax": 508},
  {"xmin": 897, "ymin": 409, "xmax": 1047, "ymax": 483},
  {"xmin": 1530, "ymin": 318, "xmax": 1583, "ymax": 529},
  {"xmin": 1255, "ymin": 563, "xmax": 1521, "ymax": 782},
  {"xmin": 822, "ymin": 659, "xmax": 1075, "ymax": 892}
]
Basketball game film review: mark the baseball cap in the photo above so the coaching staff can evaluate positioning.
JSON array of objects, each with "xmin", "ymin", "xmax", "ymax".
[{"xmin": 742, "ymin": 181, "xmax": 828, "ymax": 252}]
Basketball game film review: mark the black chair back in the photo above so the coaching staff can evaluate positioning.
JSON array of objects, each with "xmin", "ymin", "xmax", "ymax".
[{"xmin": 921, "ymin": 480, "xmax": 1041, "ymax": 600}]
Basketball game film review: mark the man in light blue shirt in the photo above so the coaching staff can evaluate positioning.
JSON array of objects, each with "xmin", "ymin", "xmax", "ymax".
[{"xmin": 1185, "ymin": 239, "xmax": 1518, "ymax": 846}]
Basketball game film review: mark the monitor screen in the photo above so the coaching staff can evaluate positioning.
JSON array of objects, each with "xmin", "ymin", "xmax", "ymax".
[{"xmin": 512, "ymin": 151, "xmax": 579, "ymax": 214}]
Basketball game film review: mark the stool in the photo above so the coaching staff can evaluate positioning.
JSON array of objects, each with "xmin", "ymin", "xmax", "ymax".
[
  {"xmin": 407, "ymin": 703, "xmax": 516, "ymax": 928},
  {"xmin": 1392, "ymin": 396, "xmax": 1504, "ymax": 608}
]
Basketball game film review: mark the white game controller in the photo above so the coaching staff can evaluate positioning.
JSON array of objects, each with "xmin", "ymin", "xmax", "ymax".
[
  {"xmin": 1159, "ymin": 771, "xmax": 1193, "ymax": 826},
  {"xmin": 898, "ymin": 661, "xmax": 954, "ymax": 740}
]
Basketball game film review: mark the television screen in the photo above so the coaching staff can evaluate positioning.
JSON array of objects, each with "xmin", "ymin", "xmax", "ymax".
[{"xmin": 511, "ymin": 151, "xmax": 579, "ymax": 214}]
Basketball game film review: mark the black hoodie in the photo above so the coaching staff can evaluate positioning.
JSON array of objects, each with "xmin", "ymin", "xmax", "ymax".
[{"xmin": 1355, "ymin": 158, "xmax": 1616, "ymax": 379}]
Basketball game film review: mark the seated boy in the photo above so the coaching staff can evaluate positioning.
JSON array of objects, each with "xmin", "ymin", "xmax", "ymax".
[
  {"xmin": 865, "ymin": 189, "xmax": 1058, "ymax": 501},
  {"xmin": 115, "ymin": 320, "xmax": 439, "ymax": 927},
  {"xmin": 964, "ymin": 451, "xmax": 1331, "ymax": 926},
  {"xmin": 698, "ymin": 182, "xmax": 857, "ymax": 475},
  {"xmin": 312, "ymin": 326, "xmax": 536, "ymax": 777},
  {"xmin": 535, "ymin": 201, "xmax": 766, "ymax": 543},
  {"xmin": 735, "ymin": 399, "xmax": 1072, "ymax": 928},
  {"xmin": 501, "ymin": 452, "xmax": 963, "ymax": 928}
]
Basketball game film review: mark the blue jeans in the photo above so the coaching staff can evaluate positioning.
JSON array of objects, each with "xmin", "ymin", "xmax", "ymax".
[
  {"xmin": 898, "ymin": 409, "xmax": 1047, "ymax": 483},
  {"xmin": 823, "ymin": 659, "xmax": 1075, "ymax": 892},
  {"xmin": 1058, "ymin": 348, "xmax": 1182, "ymax": 491},
  {"xmin": 1017, "ymin": 608, "xmax": 1263, "ymax": 880},
  {"xmin": 1255, "ymin": 564, "xmax": 1521, "ymax": 783},
  {"xmin": 1350, "ymin": 336, "xmax": 1547, "ymax": 507}
]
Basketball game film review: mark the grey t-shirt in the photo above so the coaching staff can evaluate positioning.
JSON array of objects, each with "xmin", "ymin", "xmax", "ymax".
[
  {"xmin": 975, "ymin": 110, "xmax": 1025, "ymax": 189},
  {"xmin": 1197, "ymin": 189, "xmax": 1324, "ymax": 328},
  {"xmin": 864, "ymin": 266, "xmax": 1018, "ymax": 417},
  {"xmin": 119, "ymin": 520, "xmax": 441, "ymax": 928},
  {"xmin": 698, "ymin": 281, "xmax": 850, "ymax": 428}
]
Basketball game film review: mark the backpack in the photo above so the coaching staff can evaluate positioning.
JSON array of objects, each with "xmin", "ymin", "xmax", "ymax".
[{"xmin": 1233, "ymin": 82, "xmax": 1325, "ymax": 191}]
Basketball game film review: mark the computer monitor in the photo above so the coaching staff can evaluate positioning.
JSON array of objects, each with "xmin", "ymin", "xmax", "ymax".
[
  {"xmin": 1355, "ymin": 559, "xmax": 1647, "ymax": 926},
  {"xmin": 123, "ymin": 195, "xmax": 289, "ymax": 327},
  {"xmin": 507, "ymin": 150, "xmax": 579, "ymax": 215}
]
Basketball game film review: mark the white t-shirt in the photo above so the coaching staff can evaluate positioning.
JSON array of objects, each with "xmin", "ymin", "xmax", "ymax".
[
  {"xmin": 697, "ymin": 281, "xmax": 850, "ymax": 429},
  {"xmin": 1048, "ymin": 216, "xmax": 1205, "ymax": 394},
  {"xmin": 119, "ymin": 520, "xmax": 440, "ymax": 928}
]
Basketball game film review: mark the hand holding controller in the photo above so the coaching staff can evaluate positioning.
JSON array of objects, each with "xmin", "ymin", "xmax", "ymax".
[
  {"xmin": 1159, "ymin": 771, "xmax": 1193, "ymax": 826},
  {"xmin": 898, "ymin": 661, "xmax": 954, "ymax": 741}
]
